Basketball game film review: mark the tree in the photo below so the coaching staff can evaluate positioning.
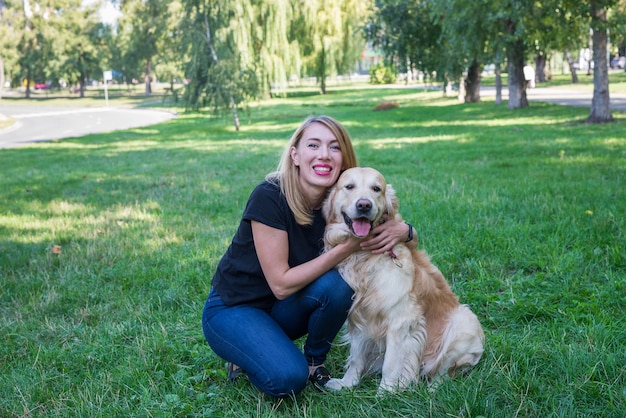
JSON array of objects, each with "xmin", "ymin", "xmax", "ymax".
[
  {"xmin": 0, "ymin": 0, "xmax": 24, "ymax": 99},
  {"xmin": 118, "ymin": 0, "xmax": 171, "ymax": 95},
  {"xmin": 182, "ymin": 0, "xmax": 259, "ymax": 130},
  {"xmin": 430, "ymin": 0, "xmax": 503, "ymax": 103},
  {"xmin": 297, "ymin": 0, "xmax": 364, "ymax": 94},
  {"xmin": 153, "ymin": 0, "xmax": 185, "ymax": 99},
  {"xmin": 586, "ymin": 1, "xmax": 614, "ymax": 123},
  {"xmin": 57, "ymin": 0, "xmax": 108, "ymax": 97},
  {"xmin": 365, "ymin": 0, "xmax": 442, "ymax": 84},
  {"xmin": 16, "ymin": 0, "xmax": 58, "ymax": 98},
  {"xmin": 246, "ymin": 0, "xmax": 299, "ymax": 96}
]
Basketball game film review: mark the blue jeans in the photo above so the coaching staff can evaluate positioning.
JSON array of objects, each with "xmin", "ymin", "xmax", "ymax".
[{"xmin": 202, "ymin": 269, "xmax": 353, "ymax": 398}]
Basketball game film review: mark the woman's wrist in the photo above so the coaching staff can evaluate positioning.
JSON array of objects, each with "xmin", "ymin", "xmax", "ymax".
[{"xmin": 404, "ymin": 222, "xmax": 413, "ymax": 242}]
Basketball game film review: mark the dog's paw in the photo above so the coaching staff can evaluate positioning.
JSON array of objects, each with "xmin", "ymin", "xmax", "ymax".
[{"xmin": 324, "ymin": 378, "xmax": 347, "ymax": 391}]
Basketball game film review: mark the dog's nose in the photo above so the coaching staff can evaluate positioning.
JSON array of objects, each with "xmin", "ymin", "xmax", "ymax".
[{"xmin": 356, "ymin": 199, "xmax": 372, "ymax": 213}]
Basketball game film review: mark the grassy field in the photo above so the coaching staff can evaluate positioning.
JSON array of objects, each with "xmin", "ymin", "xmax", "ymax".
[{"xmin": 1, "ymin": 86, "xmax": 625, "ymax": 417}]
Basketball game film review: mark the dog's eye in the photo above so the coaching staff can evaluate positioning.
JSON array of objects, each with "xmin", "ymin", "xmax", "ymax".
[
  {"xmin": 373, "ymin": 186, "xmax": 381, "ymax": 192},
  {"xmin": 345, "ymin": 184, "xmax": 354, "ymax": 190}
]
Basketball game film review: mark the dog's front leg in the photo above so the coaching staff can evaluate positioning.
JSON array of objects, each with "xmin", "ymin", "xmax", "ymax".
[
  {"xmin": 325, "ymin": 333, "xmax": 369, "ymax": 391},
  {"xmin": 378, "ymin": 322, "xmax": 425, "ymax": 394},
  {"xmin": 324, "ymin": 224, "xmax": 350, "ymax": 248}
]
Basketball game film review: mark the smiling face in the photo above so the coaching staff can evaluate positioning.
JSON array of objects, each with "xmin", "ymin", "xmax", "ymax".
[
  {"xmin": 324, "ymin": 167, "xmax": 394, "ymax": 237},
  {"xmin": 290, "ymin": 122, "xmax": 344, "ymax": 202}
]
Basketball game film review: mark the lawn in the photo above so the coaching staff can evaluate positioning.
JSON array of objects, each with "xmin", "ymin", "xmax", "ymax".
[{"xmin": 1, "ymin": 86, "xmax": 625, "ymax": 417}]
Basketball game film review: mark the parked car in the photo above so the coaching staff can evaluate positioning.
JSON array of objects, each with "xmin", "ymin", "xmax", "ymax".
[
  {"xmin": 34, "ymin": 82, "xmax": 49, "ymax": 90},
  {"xmin": 610, "ymin": 56, "xmax": 626, "ymax": 69}
]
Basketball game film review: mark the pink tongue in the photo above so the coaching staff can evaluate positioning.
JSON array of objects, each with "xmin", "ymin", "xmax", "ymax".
[{"xmin": 352, "ymin": 219, "xmax": 371, "ymax": 237}]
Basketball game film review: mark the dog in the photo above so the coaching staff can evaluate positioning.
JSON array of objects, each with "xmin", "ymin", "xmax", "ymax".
[{"xmin": 322, "ymin": 167, "xmax": 484, "ymax": 393}]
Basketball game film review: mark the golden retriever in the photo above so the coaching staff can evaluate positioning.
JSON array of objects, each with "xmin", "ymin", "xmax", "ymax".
[{"xmin": 323, "ymin": 167, "xmax": 484, "ymax": 393}]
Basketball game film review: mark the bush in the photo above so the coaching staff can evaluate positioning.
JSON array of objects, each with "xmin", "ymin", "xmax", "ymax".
[{"xmin": 369, "ymin": 63, "xmax": 397, "ymax": 84}]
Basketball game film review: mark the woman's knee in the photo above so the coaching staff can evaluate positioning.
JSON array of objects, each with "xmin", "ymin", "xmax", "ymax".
[
  {"xmin": 253, "ymin": 358, "xmax": 309, "ymax": 397},
  {"xmin": 317, "ymin": 269, "xmax": 354, "ymax": 310}
]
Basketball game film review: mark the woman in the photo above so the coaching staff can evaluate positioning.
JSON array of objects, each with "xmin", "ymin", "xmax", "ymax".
[{"xmin": 202, "ymin": 115, "xmax": 416, "ymax": 397}]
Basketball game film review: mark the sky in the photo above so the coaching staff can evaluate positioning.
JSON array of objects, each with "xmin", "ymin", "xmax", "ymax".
[{"xmin": 97, "ymin": 0, "xmax": 122, "ymax": 25}]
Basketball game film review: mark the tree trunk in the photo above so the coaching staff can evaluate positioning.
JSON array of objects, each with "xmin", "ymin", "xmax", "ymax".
[
  {"xmin": 25, "ymin": 68, "xmax": 31, "ymax": 98},
  {"xmin": 586, "ymin": 29, "xmax": 593, "ymax": 76},
  {"xmin": 534, "ymin": 54, "xmax": 547, "ymax": 83},
  {"xmin": 444, "ymin": 75, "xmax": 453, "ymax": 97},
  {"xmin": 464, "ymin": 60, "xmax": 481, "ymax": 103},
  {"xmin": 79, "ymin": 75, "xmax": 86, "ymax": 98},
  {"xmin": 0, "ymin": 56, "xmax": 4, "ymax": 101},
  {"xmin": 144, "ymin": 60, "xmax": 152, "ymax": 96},
  {"xmin": 565, "ymin": 49, "xmax": 579, "ymax": 83},
  {"xmin": 507, "ymin": 40, "xmax": 528, "ymax": 109},
  {"xmin": 229, "ymin": 96, "xmax": 240, "ymax": 131},
  {"xmin": 495, "ymin": 64, "xmax": 502, "ymax": 105},
  {"xmin": 319, "ymin": 46, "xmax": 327, "ymax": 95},
  {"xmin": 586, "ymin": 9, "xmax": 613, "ymax": 123},
  {"xmin": 458, "ymin": 74, "xmax": 465, "ymax": 102}
]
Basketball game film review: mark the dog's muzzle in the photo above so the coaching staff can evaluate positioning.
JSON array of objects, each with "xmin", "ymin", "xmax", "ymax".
[{"xmin": 342, "ymin": 211, "xmax": 373, "ymax": 237}]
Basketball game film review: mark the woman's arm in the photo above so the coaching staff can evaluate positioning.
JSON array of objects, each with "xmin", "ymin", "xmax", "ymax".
[
  {"xmin": 359, "ymin": 218, "xmax": 418, "ymax": 254},
  {"xmin": 252, "ymin": 221, "xmax": 362, "ymax": 300}
]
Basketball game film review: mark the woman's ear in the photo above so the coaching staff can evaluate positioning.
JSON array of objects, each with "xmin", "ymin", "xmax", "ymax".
[{"xmin": 290, "ymin": 146, "xmax": 299, "ymax": 166}]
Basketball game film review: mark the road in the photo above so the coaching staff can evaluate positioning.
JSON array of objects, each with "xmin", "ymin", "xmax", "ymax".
[
  {"xmin": 0, "ymin": 105, "xmax": 177, "ymax": 149},
  {"xmin": 481, "ymin": 86, "xmax": 626, "ymax": 111}
]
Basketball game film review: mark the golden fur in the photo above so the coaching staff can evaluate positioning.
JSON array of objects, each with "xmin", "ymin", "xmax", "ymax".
[{"xmin": 323, "ymin": 167, "xmax": 484, "ymax": 393}]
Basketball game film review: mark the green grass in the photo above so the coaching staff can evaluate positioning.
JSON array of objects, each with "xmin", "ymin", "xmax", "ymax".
[{"xmin": 1, "ymin": 87, "xmax": 625, "ymax": 417}]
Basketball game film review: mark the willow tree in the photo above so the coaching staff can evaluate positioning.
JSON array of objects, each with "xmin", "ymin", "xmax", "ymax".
[
  {"xmin": 243, "ymin": 0, "xmax": 299, "ymax": 96},
  {"xmin": 182, "ymin": 0, "xmax": 260, "ymax": 130},
  {"xmin": 297, "ymin": 0, "xmax": 367, "ymax": 94}
]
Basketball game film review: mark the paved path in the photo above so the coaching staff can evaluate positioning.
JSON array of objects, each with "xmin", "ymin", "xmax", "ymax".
[
  {"xmin": 481, "ymin": 86, "xmax": 626, "ymax": 111},
  {"xmin": 0, "ymin": 105, "xmax": 177, "ymax": 149}
]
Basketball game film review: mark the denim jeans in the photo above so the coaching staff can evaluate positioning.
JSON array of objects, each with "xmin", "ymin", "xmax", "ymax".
[{"xmin": 202, "ymin": 269, "xmax": 354, "ymax": 397}]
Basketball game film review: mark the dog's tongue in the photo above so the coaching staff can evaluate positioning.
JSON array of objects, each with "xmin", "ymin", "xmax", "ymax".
[{"xmin": 352, "ymin": 219, "xmax": 371, "ymax": 237}]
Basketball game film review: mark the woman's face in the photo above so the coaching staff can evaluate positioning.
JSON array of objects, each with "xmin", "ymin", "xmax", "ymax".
[{"xmin": 290, "ymin": 122, "xmax": 344, "ymax": 194}]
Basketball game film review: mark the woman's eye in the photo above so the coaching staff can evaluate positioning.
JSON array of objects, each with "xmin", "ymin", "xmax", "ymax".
[
  {"xmin": 308, "ymin": 143, "xmax": 318, "ymax": 149},
  {"xmin": 330, "ymin": 145, "xmax": 341, "ymax": 151}
]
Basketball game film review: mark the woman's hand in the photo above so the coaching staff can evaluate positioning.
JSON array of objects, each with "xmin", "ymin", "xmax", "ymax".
[{"xmin": 360, "ymin": 219, "xmax": 417, "ymax": 254}]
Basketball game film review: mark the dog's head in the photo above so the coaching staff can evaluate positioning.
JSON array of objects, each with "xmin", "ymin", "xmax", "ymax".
[{"xmin": 323, "ymin": 167, "xmax": 398, "ymax": 237}]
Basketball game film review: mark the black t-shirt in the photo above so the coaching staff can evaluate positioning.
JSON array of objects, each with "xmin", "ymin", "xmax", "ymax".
[{"xmin": 211, "ymin": 180, "xmax": 326, "ymax": 310}]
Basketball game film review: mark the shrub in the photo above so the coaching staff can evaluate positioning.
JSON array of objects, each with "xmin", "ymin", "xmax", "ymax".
[{"xmin": 369, "ymin": 62, "xmax": 397, "ymax": 84}]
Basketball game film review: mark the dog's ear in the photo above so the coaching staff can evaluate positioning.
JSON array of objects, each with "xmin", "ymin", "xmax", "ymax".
[
  {"xmin": 384, "ymin": 184, "xmax": 399, "ymax": 217},
  {"xmin": 322, "ymin": 185, "xmax": 338, "ymax": 222}
]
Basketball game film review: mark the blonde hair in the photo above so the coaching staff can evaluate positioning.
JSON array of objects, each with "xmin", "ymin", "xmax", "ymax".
[{"xmin": 266, "ymin": 115, "xmax": 358, "ymax": 225}]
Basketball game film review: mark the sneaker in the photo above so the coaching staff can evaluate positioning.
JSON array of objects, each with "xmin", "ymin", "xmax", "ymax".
[
  {"xmin": 308, "ymin": 365, "xmax": 332, "ymax": 391},
  {"xmin": 227, "ymin": 362, "xmax": 245, "ymax": 382}
]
